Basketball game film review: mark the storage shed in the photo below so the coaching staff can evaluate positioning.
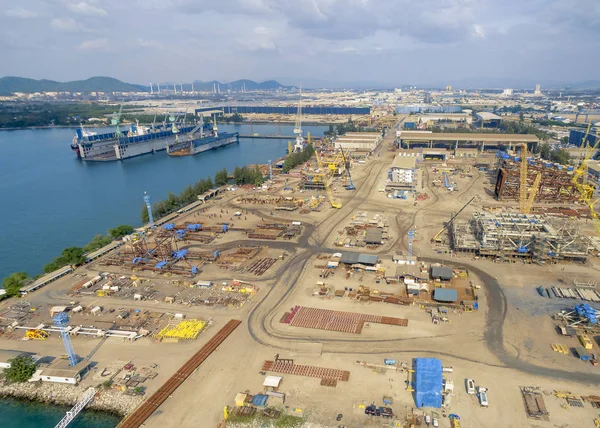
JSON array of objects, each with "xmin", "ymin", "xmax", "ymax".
[
  {"xmin": 431, "ymin": 266, "xmax": 453, "ymax": 281},
  {"xmin": 433, "ymin": 288, "xmax": 458, "ymax": 303},
  {"xmin": 413, "ymin": 358, "xmax": 443, "ymax": 408}
]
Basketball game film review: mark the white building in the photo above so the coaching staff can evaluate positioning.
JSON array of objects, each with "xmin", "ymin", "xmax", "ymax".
[{"xmin": 390, "ymin": 156, "xmax": 417, "ymax": 184}]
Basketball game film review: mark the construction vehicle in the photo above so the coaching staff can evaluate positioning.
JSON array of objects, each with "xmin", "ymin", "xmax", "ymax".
[
  {"xmin": 314, "ymin": 150, "xmax": 342, "ymax": 209},
  {"xmin": 432, "ymin": 197, "xmax": 475, "ymax": 243},
  {"xmin": 340, "ymin": 147, "xmax": 355, "ymax": 190}
]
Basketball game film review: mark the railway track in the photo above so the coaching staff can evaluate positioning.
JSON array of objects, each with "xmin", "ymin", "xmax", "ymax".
[{"xmin": 118, "ymin": 319, "xmax": 242, "ymax": 428}]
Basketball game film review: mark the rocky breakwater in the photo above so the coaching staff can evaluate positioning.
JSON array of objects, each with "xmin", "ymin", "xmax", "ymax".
[{"xmin": 0, "ymin": 381, "xmax": 143, "ymax": 416}]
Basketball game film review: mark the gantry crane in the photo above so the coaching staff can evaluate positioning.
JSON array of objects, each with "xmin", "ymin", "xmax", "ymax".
[
  {"xmin": 572, "ymin": 123, "xmax": 600, "ymax": 237},
  {"xmin": 340, "ymin": 147, "xmax": 355, "ymax": 190},
  {"xmin": 315, "ymin": 150, "xmax": 342, "ymax": 209}
]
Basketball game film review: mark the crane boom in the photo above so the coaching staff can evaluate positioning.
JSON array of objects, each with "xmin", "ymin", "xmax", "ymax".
[
  {"xmin": 519, "ymin": 143, "xmax": 528, "ymax": 214},
  {"xmin": 340, "ymin": 147, "xmax": 355, "ymax": 190},
  {"xmin": 432, "ymin": 197, "xmax": 475, "ymax": 242},
  {"xmin": 523, "ymin": 173, "xmax": 542, "ymax": 215},
  {"xmin": 315, "ymin": 151, "xmax": 342, "ymax": 209}
]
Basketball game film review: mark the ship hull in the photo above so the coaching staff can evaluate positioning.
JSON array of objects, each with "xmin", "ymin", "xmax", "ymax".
[{"xmin": 167, "ymin": 133, "xmax": 239, "ymax": 157}]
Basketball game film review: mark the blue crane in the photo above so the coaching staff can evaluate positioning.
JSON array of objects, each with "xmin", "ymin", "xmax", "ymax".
[
  {"xmin": 143, "ymin": 191, "xmax": 154, "ymax": 227},
  {"xmin": 53, "ymin": 312, "xmax": 78, "ymax": 367}
]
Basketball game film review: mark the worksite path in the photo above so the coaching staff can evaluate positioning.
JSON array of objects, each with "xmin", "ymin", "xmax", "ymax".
[{"xmin": 118, "ymin": 319, "xmax": 241, "ymax": 428}]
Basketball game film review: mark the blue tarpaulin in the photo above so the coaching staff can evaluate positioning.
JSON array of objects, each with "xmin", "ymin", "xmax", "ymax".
[
  {"xmin": 574, "ymin": 304, "xmax": 598, "ymax": 325},
  {"xmin": 214, "ymin": 250, "xmax": 220, "ymax": 258},
  {"xmin": 251, "ymin": 394, "xmax": 268, "ymax": 407},
  {"xmin": 186, "ymin": 224, "xmax": 202, "ymax": 231},
  {"xmin": 155, "ymin": 261, "xmax": 168, "ymax": 269},
  {"xmin": 172, "ymin": 249, "xmax": 188, "ymax": 259},
  {"xmin": 191, "ymin": 266, "xmax": 198, "ymax": 274},
  {"xmin": 413, "ymin": 358, "xmax": 443, "ymax": 408},
  {"xmin": 222, "ymin": 224, "xmax": 229, "ymax": 232},
  {"xmin": 163, "ymin": 223, "xmax": 175, "ymax": 231}
]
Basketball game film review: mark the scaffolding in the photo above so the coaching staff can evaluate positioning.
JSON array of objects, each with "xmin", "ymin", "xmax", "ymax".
[
  {"xmin": 451, "ymin": 212, "xmax": 589, "ymax": 262},
  {"xmin": 495, "ymin": 157, "xmax": 578, "ymax": 203}
]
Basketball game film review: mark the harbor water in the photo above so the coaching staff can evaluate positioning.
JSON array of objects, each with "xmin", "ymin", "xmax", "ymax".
[
  {"xmin": 0, "ymin": 123, "xmax": 327, "ymax": 280},
  {"xmin": 0, "ymin": 397, "xmax": 121, "ymax": 428}
]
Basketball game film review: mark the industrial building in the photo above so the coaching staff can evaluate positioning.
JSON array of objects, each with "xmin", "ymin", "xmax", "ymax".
[
  {"xmin": 195, "ymin": 106, "xmax": 371, "ymax": 116},
  {"xmin": 397, "ymin": 131, "xmax": 539, "ymax": 150},
  {"xmin": 494, "ymin": 156, "xmax": 578, "ymax": 202},
  {"xmin": 475, "ymin": 112, "xmax": 502, "ymax": 128},
  {"xmin": 389, "ymin": 156, "xmax": 417, "ymax": 190},
  {"xmin": 569, "ymin": 127, "xmax": 599, "ymax": 149},
  {"xmin": 333, "ymin": 132, "xmax": 382, "ymax": 153},
  {"xmin": 451, "ymin": 212, "xmax": 589, "ymax": 262}
]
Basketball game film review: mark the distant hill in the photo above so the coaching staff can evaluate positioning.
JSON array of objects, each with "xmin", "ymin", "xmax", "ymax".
[
  {"xmin": 0, "ymin": 76, "xmax": 145, "ymax": 94},
  {"xmin": 191, "ymin": 79, "xmax": 293, "ymax": 92}
]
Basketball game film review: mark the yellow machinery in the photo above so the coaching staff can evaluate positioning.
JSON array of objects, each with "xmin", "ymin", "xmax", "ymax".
[
  {"xmin": 153, "ymin": 319, "xmax": 206, "ymax": 340},
  {"xmin": 519, "ymin": 143, "xmax": 542, "ymax": 215},
  {"xmin": 571, "ymin": 124, "xmax": 600, "ymax": 237},
  {"xmin": 25, "ymin": 329, "xmax": 48, "ymax": 340},
  {"xmin": 287, "ymin": 141, "xmax": 293, "ymax": 154},
  {"xmin": 314, "ymin": 151, "xmax": 342, "ymax": 209}
]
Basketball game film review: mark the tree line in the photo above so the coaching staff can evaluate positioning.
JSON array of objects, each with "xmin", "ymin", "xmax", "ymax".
[
  {"xmin": 283, "ymin": 144, "xmax": 315, "ymax": 173},
  {"xmin": 323, "ymin": 118, "xmax": 359, "ymax": 137},
  {"xmin": 140, "ymin": 165, "xmax": 268, "ymax": 223},
  {"xmin": 1, "ymin": 225, "xmax": 134, "ymax": 298}
]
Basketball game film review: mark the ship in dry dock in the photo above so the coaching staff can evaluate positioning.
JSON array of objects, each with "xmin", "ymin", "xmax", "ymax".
[{"xmin": 166, "ymin": 121, "xmax": 238, "ymax": 157}]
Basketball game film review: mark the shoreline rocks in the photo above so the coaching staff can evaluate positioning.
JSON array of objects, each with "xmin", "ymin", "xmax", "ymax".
[{"xmin": 0, "ymin": 380, "xmax": 142, "ymax": 417}]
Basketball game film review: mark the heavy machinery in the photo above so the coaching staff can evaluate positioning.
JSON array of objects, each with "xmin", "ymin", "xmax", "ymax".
[
  {"xmin": 340, "ymin": 147, "xmax": 355, "ymax": 190},
  {"xmin": 572, "ymin": 124, "xmax": 600, "ymax": 237},
  {"xmin": 519, "ymin": 143, "xmax": 542, "ymax": 215},
  {"xmin": 315, "ymin": 151, "xmax": 342, "ymax": 209},
  {"xmin": 432, "ymin": 197, "xmax": 475, "ymax": 243},
  {"xmin": 25, "ymin": 329, "xmax": 48, "ymax": 340}
]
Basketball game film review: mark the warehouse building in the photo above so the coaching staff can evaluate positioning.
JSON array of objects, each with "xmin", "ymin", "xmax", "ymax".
[
  {"xmin": 397, "ymin": 131, "xmax": 539, "ymax": 151},
  {"xmin": 475, "ymin": 112, "xmax": 502, "ymax": 128},
  {"xmin": 195, "ymin": 106, "xmax": 371, "ymax": 116},
  {"xmin": 333, "ymin": 132, "xmax": 382, "ymax": 153}
]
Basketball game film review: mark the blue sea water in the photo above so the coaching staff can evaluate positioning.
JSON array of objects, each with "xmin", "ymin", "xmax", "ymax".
[
  {"xmin": 0, "ymin": 122, "xmax": 326, "ymax": 424},
  {"xmin": 0, "ymin": 123, "xmax": 326, "ymax": 280},
  {"xmin": 0, "ymin": 397, "xmax": 121, "ymax": 428}
]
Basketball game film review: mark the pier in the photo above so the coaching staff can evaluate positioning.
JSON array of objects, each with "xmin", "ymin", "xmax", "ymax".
[{"xmin": 239, "ymin": 134, "xmax": 295, "ymax": 139}]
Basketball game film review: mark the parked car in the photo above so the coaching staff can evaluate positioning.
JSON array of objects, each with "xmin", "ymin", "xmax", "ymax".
[
  {"xmin": 466, "ymin": 379, "xmax": 476, "ymax": 394},
  {"xmin": 478, "ymin": 387, "xmax": 489, "ymax": 407},
  {"xmin": 432, "ymin": 417, "xmax": 439, "ymax": 427},
  {"xmin": 425, "ymin": 414, "xmax": 431, "ymax": 425}
]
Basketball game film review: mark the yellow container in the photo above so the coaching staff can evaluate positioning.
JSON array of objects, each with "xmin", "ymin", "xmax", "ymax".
[{"xmin": 578, "ymin": 334, "xmax": 593, "ymax": 350}]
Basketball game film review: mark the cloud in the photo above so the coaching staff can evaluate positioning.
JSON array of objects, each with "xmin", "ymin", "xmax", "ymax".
[
  {"xmin": 77, "ymin": 38, "xmax": 109, "ymax": 50},
  {"xmin": 253, "ymin": 26, "xmax": 269, "ymax": 35},
  {"xmin": 473, "ymin": 24, "xmax": 486, "ymax": 39},
  {"xmin": 134, "ymin": 38, "xmax": 164, "ymax": 49},
  {"xmin": 68, "ymin": 2, "xmax": 108, "ymax": 16},
  {"xmin": 50, "ymin": 18, "xmax": 85, "ymax": 32},
  {"xmin": 5, "ymin": 8, "xmax": 38, "ymax": 18}
]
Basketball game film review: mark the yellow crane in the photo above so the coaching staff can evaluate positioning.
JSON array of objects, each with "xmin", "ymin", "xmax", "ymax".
[
  {"xmin": 519, "ymin": 143, "xmax": 542, "ymax": 215},
  {"xmin": 572, "ymin": 124, "xmax": 600, "ymax": 237},
  {"xmin": 315, "ymin": 150, "xmax": 342, "ymax": 209}
]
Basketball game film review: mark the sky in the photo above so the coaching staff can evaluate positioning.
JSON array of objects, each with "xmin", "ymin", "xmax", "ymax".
[{"xmin": 1, "ymin": 0, "xmax": 600, "ymax": 87}]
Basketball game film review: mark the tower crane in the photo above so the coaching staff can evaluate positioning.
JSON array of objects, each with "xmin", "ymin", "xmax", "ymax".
[
  {"xmin": 519, "ymin": 143, "xmax": 541, "ymax": 215},
  {"xmin": 111, "ymin": 104, "xmax": 124, "ymax": 138},
  {"xmin": 340, "ymin": 147, "xmax": 355, "ymax": 190},
  {"xmin": 432, "ymin": 197, "xmax": 475, "ymax": 243},
  {"xmin": 293, "ymin": 84, "xmax": 305, "ymax": 153},
  {"xmin": 572, "ymin": 123, "xmax": 600, "ymax": 237},
  {"xmin": 315, "ymin": 150, "xmax": 342, "ymax": 209}
]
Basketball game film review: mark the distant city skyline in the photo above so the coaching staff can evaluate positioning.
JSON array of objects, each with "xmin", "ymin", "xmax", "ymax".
[{"xmin": 1, "ymin": 1, "xmax": 600, "ymax": 87}]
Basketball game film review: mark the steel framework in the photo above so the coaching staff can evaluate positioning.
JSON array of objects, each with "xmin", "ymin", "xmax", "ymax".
[{"xmin": 53, "ymin": 312, "xmax": 78, "ymax": 366}]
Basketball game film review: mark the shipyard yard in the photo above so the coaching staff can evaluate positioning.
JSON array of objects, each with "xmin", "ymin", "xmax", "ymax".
[{"xmin": 3, "ymin": 123, "xmax": 600, "ymax": 428}]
